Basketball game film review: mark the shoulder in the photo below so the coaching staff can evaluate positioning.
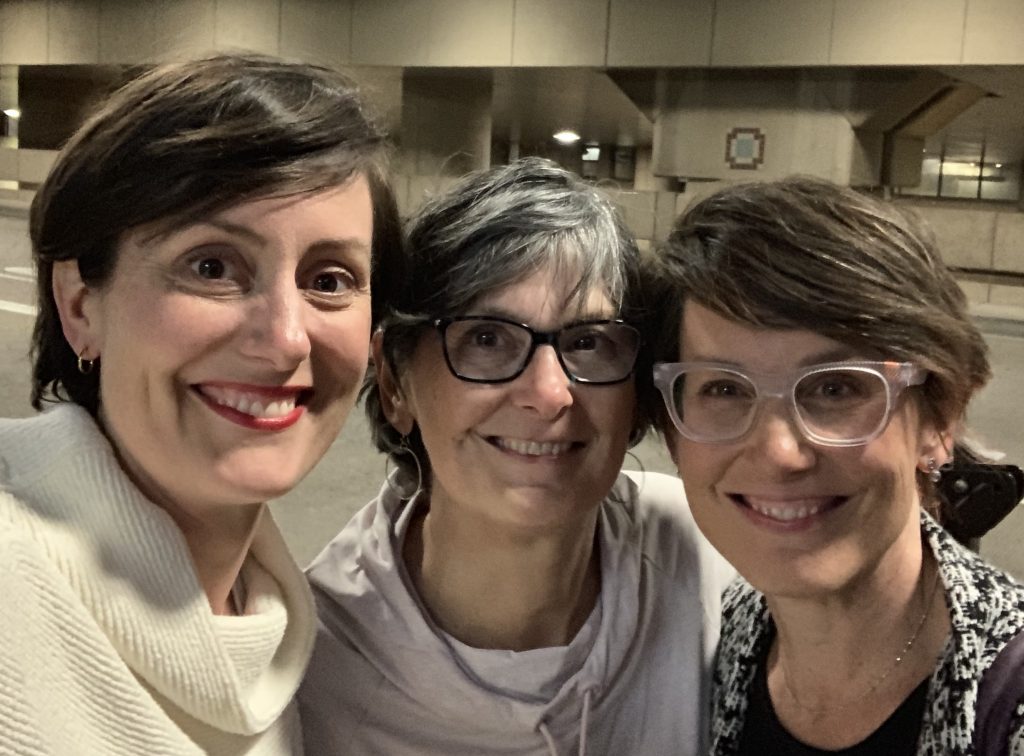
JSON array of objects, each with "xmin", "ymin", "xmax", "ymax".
[
  {"xmin": 716, "ymin": 578, "xmax": 768, "ymax": 682},
  {"xmin": 614, "ymin": 470, "xmax": 697, "ymax": 547},
  {"xmin": 0, "ymin": 522, "xmax": 88, "ymax": 674},
  {"xmin": 919, "ymin": 513, "xmax": 1024, "ymax": 751},
  {"xmin": 612, "ymin": 470, "xmax": 736, "ymax": 612},
  {"xmin": 306, "ymin": 481, "xmax": 399, "ymax": 599},
  {"xmin": 708, "ymin": 577, "xmax": 768, "ymax": 752},
  {"xmin": 926, "ymin": 514, "xmax": 1024, "ymax": 652}
]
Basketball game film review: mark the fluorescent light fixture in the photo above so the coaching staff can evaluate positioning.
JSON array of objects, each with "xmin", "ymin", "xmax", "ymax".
[
  {"xmin": 996, "ymin": 163, "xmax": 1003, "ymax": 168},
  {"xmin": 553, "ymin": 130, "xmax": 580, "ymax": 145},
  {"xmin": 3, "ymin": 108, "xmax": 20, "ymax": 119}
]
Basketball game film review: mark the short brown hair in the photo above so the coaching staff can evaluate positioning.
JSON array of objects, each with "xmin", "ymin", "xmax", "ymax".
[
  {"xmin": 30, "ymin": 53, "xmax": 400, "ymax": 414},
  {"xmin": 650, "ymin": 176, "xmax": 991, "ymax": 506}
]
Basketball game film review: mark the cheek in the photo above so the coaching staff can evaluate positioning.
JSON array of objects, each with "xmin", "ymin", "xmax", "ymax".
[
  {"xmin": 673, "ymin": 440, "xmax": 731, "ymax": 513},
  {"xmin": 589, "ymin": 385, "xmax": 636, "ymax": 444},
  {"xmin": 313, "ymin": 306, "xmax": 373, "ymax": 388}
]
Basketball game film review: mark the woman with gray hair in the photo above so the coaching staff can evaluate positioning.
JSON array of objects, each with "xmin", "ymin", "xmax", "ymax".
[
  {"xmin": 300, "ymin": 157, "xmax": 732, "ymax": 754},
  {"xmin": 649, "ymin": 176, "xmax": 1024, "ymax": 754}
]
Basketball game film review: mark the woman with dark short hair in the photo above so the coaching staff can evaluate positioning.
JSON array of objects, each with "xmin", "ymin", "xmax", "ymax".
[
  {"xmin": 300, "ymin": 158, "xmax": 733, "ymax": 755},
  {"xmin": 0, "ymin": 54, "xmax": 399, "ymax": 754},
  {"xmin": 650, "ymin": 176, "xmax": 1024, "ymax": 754}
]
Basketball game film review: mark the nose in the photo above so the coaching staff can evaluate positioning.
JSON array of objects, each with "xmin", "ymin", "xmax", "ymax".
[
  {"xmin": 512, "ymin": 344, "xmax": 574, "ymax": 419},
  {"xmin": 743, "ymin": 399, "xmax": 816, "ymax": 472},
  {"xmin": 242, "ymin": 280, "xmax": 311, "ymax": 369}
]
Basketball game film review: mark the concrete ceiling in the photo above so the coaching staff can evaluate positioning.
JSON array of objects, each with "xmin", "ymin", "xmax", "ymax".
[
  {"xmin": 491, "ymin": 67, "xmax": 652, "ymax": 150},
  {"xmin": 12, "ymin": 62, "xmax": 1024, "ymax": 177},
  {"xmin": 932, "ymin": 66, "xmax": 1024, "ymax": 164}
]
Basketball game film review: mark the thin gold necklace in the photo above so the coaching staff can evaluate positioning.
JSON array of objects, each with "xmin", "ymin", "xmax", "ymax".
[{"xmin": 778, "ymin": 561, "xmax": 943, "ymax": 715}]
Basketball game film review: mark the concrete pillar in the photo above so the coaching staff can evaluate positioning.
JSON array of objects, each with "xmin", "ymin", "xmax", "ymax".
[{"xmin": 0, "ymin": 67, "xmax": 17, "ymax": 149}]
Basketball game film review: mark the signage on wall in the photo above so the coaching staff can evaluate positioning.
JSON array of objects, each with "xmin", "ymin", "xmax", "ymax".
[{"xmin": 725, "ymin": 127, "xmax": 765, "ymax": 170}]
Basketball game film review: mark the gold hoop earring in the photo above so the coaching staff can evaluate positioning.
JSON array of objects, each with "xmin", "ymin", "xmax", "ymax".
[{"xmin": 77, "ymin": 349, "xmax": 96, "ymax": 375}]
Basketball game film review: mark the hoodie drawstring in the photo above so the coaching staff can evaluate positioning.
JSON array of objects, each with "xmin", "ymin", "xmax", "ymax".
[
  {"xmin": 538, "ymin": 722, "xmax": 560, "ymax": 756},
  {"xmin": 577, "ymin": 688, "xmax": 592, "ymax": 756},
  {"xmin": 537, "ymin": 688, "xmax": 593, "ymax": 756}
]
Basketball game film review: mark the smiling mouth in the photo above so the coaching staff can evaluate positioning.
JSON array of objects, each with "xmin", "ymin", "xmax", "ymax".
[
  {"xmin": 729, "ymin": 494, "xmax": 847, "ymax": 523},
  {"xmin": 194, "ymin": 384, "xmax": 313, "ymax": 424},
  {"xmin": 489, "ymin": 436, "xmax": 579, "ymax": 457}
]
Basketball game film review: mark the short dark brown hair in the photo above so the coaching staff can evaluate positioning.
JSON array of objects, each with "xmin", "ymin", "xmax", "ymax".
[
  {"xmin": 30, "ymin": 53, "xmax": 400, "ymax": 414},
  {"xmin": 650, "ymin": 177, "xmax": 991, "ymax": 508}
]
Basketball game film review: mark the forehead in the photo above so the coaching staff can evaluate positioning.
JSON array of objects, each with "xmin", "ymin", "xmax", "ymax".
[
  {"xmin": 470, "ymin": 267, "xmax": 614, "ymax": 324},
  {"xmin": 680, "ymin": 301, "xmax": 858, "ymax": 370}
]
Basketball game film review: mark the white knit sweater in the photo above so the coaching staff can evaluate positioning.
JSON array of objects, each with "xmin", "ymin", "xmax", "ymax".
[{"xmin": 0, "ymin": 404, "xmax": 315, "ymax": 755}]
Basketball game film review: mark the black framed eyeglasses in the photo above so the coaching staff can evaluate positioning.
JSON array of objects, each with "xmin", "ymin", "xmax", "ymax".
[{"xmin": 433, "ymin": 316, "xmax": 641, "ymax": 384}]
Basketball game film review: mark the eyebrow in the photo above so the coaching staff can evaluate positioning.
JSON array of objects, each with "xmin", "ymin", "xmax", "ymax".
[
  {"xmin": 468, "ymin": 305, "xmax": 614, "ymax": 325},
  {"xmin": 142, "ymin": 219, "xmax": 371, "ymax": 257},
  {"xmin": 685, "ymin": 345, "xmax": 863, "ymax": 368}
]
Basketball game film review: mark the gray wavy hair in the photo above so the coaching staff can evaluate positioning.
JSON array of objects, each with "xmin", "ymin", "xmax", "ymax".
[{"xmin": 364, "ymin": 157, "xmax": 653, "ymax": 486}]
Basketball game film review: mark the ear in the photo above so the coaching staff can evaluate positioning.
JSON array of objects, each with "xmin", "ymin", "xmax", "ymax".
[
  {"xmin": 52, "ymin": 259, "xmax": 103, "ymax": 359},
  {"xmin": 372, "ymin": 330, "xmax": 415, "ymax": 436},
  {"xmin": 916, "ymin": 421, "xmax": 954, "ymax": 475}
]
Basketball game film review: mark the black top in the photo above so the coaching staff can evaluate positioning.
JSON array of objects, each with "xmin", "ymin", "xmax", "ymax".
[{"xmin": 736, "ymin": 651, "xmax": 929, "ymax": 756}]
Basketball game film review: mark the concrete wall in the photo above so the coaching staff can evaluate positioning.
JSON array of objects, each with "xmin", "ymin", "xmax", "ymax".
[
  {"xmin": 652, "ymin": 72, "xmax": 863, "ymax": 184},
  {"xmin": 3, "ymin": 0, "xmax": 1024, "ymax": 67},
  {"xmin": 2, "ymin": 147, "xmax": 1020, "ymax": 314}
]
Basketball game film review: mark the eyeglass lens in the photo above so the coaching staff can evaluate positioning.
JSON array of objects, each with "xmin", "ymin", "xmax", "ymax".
[
  {"xmin": 442, "ymin": 318, "xmax": 639, "ymax": 383},
  {"xmin": 669, "ymin": 366, "xmax": 891, "ymax": 443}
]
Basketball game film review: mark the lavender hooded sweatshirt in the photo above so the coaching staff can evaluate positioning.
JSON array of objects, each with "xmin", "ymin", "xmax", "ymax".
[{"xmin": 299, "ymin": 471, "xmax": 733, "ymax": 755}]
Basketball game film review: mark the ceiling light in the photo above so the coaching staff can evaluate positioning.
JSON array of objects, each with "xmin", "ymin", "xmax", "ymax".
[
  {"xmin": 3, "ymin": 108, "xmax": 20, "ymax": 119},
  {"xmin": 996, "ymin": 163, "xmax": 1003, "ymax": 168},
  {"xmin": 553, "ymin": 130, "xmax": 580, "ymax": 145}
]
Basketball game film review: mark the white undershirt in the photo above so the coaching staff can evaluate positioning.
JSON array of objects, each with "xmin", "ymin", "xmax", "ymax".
[{"xmin": 442, "ymin": 598, "xmax": 603, "ymax": 702}]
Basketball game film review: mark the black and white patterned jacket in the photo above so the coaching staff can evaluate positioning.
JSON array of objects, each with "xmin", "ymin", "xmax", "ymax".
[{"xmin": 709, "ymin": 511, "xmax": 1024, "ymax": 755}]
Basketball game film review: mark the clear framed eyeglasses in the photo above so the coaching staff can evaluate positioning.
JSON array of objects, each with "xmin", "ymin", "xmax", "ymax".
[
  {"xmin": 433, "ymin": 316, "xmax": 641, "ymax": 385},
  {"xmin": 652, "ymin": 360, "xmax": 928, "ymax": 447}
]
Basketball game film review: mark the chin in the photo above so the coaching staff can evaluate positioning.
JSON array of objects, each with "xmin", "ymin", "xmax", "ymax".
[{"xmin": 214, "ymin": 462, "xmax": 311, "ymax": 505}]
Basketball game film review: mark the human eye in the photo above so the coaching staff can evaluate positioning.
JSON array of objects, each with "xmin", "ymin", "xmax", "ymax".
[
  {"xmin": 192, "ymin": 256, "xmax": 228, "ymax": 279},
  {"xmin": 565, "ymin": 330, "xmax": 603, "ymax": 353},
  {"xmin": 179, "ymin": 246, "xmax": 248, "ymax": 294},
  {"xmin": 463, "ymin": 322, "xmax": 515, "ymax": 351},
  {"xmin": 798, "ymin": 369, "xmax": 876, "ymax": 404},
  {"xmin": 561, "ymin": 323, "xmax": 629, "ymax": 356},
  {"xmin": 695, "ymin": 377, "xmax": 752, "ymax": 399},
  {"xmin": 303, "ymin": 265, "xmax": 360, "ymax": 305}
]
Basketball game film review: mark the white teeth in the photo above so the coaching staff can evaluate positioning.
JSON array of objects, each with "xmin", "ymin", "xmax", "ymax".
[
  {"xmin": 747, "ymin": 499, "xmax": 824, "ymax": 522},
  {"xmin": 202, "ymin": 386, "xmax": 297, "ymax": 419},
  {"xmin": 496, "ymin": 438, "xmax": 574, "ymax": 456}
]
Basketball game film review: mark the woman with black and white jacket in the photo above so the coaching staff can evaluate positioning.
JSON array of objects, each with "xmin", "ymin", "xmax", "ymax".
[{"xmin": 649, "ymin": 176, "xmax": 1024, "ymax": 755}]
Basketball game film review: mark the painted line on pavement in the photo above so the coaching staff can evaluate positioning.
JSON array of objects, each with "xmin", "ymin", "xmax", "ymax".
[
  {"xmin": 0, "ymin": 272, "xmax": 33, "ymax": 283},
  {"xmin": 0, "ymin": 299, "xmax": 35, "ymax": 316}
]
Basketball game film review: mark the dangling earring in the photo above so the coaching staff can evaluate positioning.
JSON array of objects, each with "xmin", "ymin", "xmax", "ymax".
[
  {"xmin": 925, "ymin": 457, "xmax": 942, "ymax": 484},
  {"xmin": 77, "ymin": 348, "xmax": 96, "ymax": 375},
  {"xmin": 625, "ymin": 449, "xmax": 646, "ymax": 477},
  {"xmin": 623, "ymin": 449, "xmax": 648, "ymax": 495},
  {"xmin": 384, "ymin": 435, "xmax": 424, "ymax": 501}
]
